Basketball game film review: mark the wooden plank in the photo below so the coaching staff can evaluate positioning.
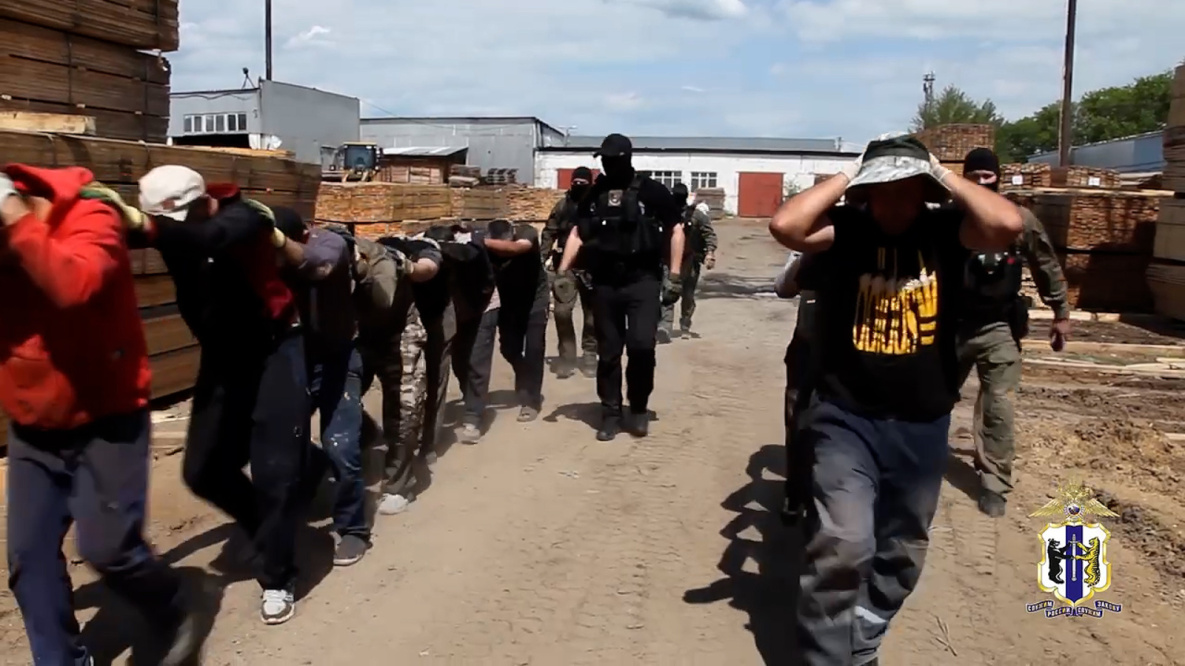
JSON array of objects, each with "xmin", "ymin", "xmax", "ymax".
[
  {"xmin": 0, "ymin": 98, "xmax": 166, "ymax": 143},
  {"xmin": 129, "ymin": 248, "xmax": 168, "ymax": 275},
  {"xmin": 1154, "ymin": 197, "xmax": 1185, "ymax": 263},
  {"xmin": 134, "ymin": 274, "xmax": 175, "ymax": 307},
  {"xmin": 0, "ymin": 18, "xmax": 170, "ymax": 84},
  {"xmin": 1021, "ymin": 339, "xmax": 1185, "ymax": 355},
  {"xmin": 1057, "ymin": 250, "xmax": 1153, "ymax": 312},
  {"xmin": 0, "ymin": 129, "xmax": 322, "ymax": 195},
  {"xmin": 1033, "ymin": 191, "xmax": 1160, "ymax": 252},
  {"xmin": 1147, "ymin": 263, "xmax": 1185, "ymax": 321},
  {"xmin": 143, "ymin": 313, "xmax": 195, "ymax": 356},
  {"xmin": 149, "ymin": 345, "xmax": 200, "ymax": 400},
  {"xmin": 0, "ymin": 54, "xmax": 170, "ymax": 116},
  {"xmin": 912, "ymin": 124, "xmax": 994, "ymax": 162},
  {"xmin": 0, "ymin": 111, "xmax": 94, "ymax": 134},
  {"xmin": 0, "ymin": 1, "xmax": 180, "ymax": 51},
  {"xmin": 1049, "ymin": 166, "xmax": 1121, "ymax": 189},
  {"xmin": 315, "ymin": 182, "xmax": 452, "ymax": 223}
]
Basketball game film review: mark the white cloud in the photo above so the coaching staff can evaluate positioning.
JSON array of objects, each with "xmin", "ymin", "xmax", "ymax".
[
  {"xmin": 167, "ymin": 0, "xmax": 1185, "ymax": 143},
  {"xmin": 682, "ymin": 85, "xmax": 707, "ymax": 93}
]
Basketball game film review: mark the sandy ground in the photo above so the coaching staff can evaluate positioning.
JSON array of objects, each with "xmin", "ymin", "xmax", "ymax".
[{"xmin": 1, "ymin": 219, "xmax": 1184, "ymax": 665}]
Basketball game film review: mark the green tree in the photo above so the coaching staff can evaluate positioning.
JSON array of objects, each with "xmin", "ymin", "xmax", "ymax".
[
  {"xmin": 1074, "ymin": 71, "xmax": 1172, "ymax": 144},
  {"xmin": 996, "ymin": 102, "xmax": 1062, "ymax": 163},
  {"xmin": 912, "ymin": 84, "xmax": 1004, "ymax": 131}
]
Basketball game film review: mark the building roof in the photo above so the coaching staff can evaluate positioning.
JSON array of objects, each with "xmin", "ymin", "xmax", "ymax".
[
  {"xmin": 362, "ymin": 115, "xmax": 564, "ymax": 136},
  {"xmin": 540, "ymin": 135, "xmax": 861, "ymax": 155},
  {"xmin": 381, "ymin": 146, "xmax": 468, "ymax": 157}
]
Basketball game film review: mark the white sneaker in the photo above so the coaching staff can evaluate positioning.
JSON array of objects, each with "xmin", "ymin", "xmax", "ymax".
[
  {"xmin": 378, "ymin": 493, "xmax": 412, "ymax": 515},
  {"xmin": 260, "ymin": 588, "xmax": 295, "ymax": 625}
]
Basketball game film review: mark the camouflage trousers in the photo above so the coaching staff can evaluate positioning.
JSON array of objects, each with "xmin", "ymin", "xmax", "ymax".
[
  {"xmin": 551, "ymin": 269, "xmax": 596, "ymax": 366},
  {"xmin": 360, "ymin": 303, "xmax": 435, "ymax": 498},
  {"xmin": 956, "ymin": 321, "xmax": 1022, "ymax": 498},
  {"xmin": 659, "ymin": 262, "xmax": 701, "ymax": 334}
]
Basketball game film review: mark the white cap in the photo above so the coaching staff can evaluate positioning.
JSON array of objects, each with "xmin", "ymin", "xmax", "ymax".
[{"xmin": 139, "ymin": 165, "xmax": 206, "ymax": 221}]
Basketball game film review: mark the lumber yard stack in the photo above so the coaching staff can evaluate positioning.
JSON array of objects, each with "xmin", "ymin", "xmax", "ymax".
[
  {"xmin": 1001, "ymin": 163, "xmax": 1052, "ymax": 189},
  {"xmin": 0, "ymin": 1, "xmax": 178, "ymax": 143},
  {"xmin": 913, "ymin": 123, "xmax": 994, "ymax": 178},
  {"xmin": 1147, "ymin": 64, "xmax": 1185, "ymax": 322},
  {"xmin": 507, "ymin": 185, "xmax": 564, "ymax": 222}
]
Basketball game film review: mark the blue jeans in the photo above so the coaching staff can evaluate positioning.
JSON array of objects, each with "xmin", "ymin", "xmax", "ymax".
[
  {"xmin": 796, "ymin": 398, "xmax": 950, "ymax": 666},
  {"xmin": 7, "ymin": 410, "xmax": 186, "ymax": 666},
  {"xmin": 309, "ymin": 342, "xmax": 366, "ymax": 539}
]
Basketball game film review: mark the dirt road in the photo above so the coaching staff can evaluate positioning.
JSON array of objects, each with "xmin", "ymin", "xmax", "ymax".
[{"xmin": 1, "ymin": 220, "xmax": 1183, "ymax": 664}]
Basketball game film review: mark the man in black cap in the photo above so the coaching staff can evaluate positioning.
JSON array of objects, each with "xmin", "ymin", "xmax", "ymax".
[
  {"xmin": 541, "ymin": 166, "xmax": 598, "ymax": 377},
  {"xmin": 769, "ymin": 133, "xmax": 1023, "ymax": 666},
  {"xmin": 558, "ymin": 133, "xmax": 686, "ymax": 441},
  {"xmin": 956, "ymin": 147, "xmax": 1070, "ymax": 517}
]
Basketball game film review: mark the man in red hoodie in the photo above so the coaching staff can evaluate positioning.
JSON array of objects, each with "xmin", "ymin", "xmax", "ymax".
[
  {"xmin": 0, "ymin": 165, "xmax": 199, "ymax": 665},
  {"xmin": 132, "ymin": 165, "xmax": 314, "ymax": 626}
]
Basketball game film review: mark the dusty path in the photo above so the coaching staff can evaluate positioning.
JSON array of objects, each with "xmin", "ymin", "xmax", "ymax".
[{"xmin": 0, "ymin": 220, "xmax": 1182, "ymax": 665}]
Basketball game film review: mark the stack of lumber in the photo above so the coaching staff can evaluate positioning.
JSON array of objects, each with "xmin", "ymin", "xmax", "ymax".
[
  {"xmin": 913, "ymin": 124, "xmax": 995, "ymax": 162},
  {"xmin": 1026, "ymin": 188, "xmax": 1167, "ymax": 312},
  {"xmin": 343, "ymin": 220, "xmax": 437, "ymax": 240},
  {"xmin": 1049, "ymin": 166, "xmax": 1121, "ymax": 189},
  {"xmin": 0, "ymin": 1, "xmax": 178, "ymax": 143},
  {"xmin": 1147, "ymin": 63, "xmax": 1185, "ymax": 321},
  {"xmin": 315, "ymin": 182, "xmax": 451, "ymax": 224},
  {"xmin": 483, "ymin": 168, "xmax": 519, "ymax": 186},
  {"xmin": 1001, "ymin": 163, "xmax": 1052, "ymax": 189},
  {"xmin": 450, "ymin": 188, "xmax": 509, "ymax": 220},
  {"xmin": 693, "ymin": 187, "xmax": 726, "ymax": 220},
  {"xmin": 377, "ymin": 164, "xmax": 444, "ymax": 185},
  {"xmin": 450, "ymin": 165, "xmax": 482, "ymax": 180},
  {"xmin": 506, "ymin": 186, "xmax": 564, "ymax": 221}
]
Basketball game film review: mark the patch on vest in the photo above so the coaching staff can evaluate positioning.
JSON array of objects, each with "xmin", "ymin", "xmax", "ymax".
[{"xmin": 608, "ymin": 190, "xmax": 624, "ymax": 207}]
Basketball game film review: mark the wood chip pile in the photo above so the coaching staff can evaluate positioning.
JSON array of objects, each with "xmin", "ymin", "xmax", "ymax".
[
  {"xmin": 1001, "ymin": 163, "xmax": 1052, "ymax": 189},
  {"xmin": 912, "ymin": 124, "xmax": 995, "ymax": 162},
  {"xmin": 450, "ymin": 188, "xmax": 509, "ymax": 220},
  {"xmin": 0, "ymin": 2, "xmax": 177, "ymax": 143},
  {"xmin": 1049, "ymin": 166, "xmax": 1121, "ymax": 189},
  {"xmin": 315, "ymin": 183, "xmax": 452, "ymax": 223},
  {"xmin": 507, "ymin": 186, "xmax": 564, "ymax": 221},
  {"xmin": 1147, "ymin": 63, "xmax": 1185, "ymax": 321},
  {"xmin": 377, "ymin": 165, "xmax": 444, "ymax": 185}
]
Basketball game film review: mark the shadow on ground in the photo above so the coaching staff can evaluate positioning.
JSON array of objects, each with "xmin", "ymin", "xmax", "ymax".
[
  {"xmin": 696, "ymin": 272, "xmax": 776, "ymax": 300},
  {"xmin": 683, "ymin": 443, "xmax": 801, "ymax": 665}
]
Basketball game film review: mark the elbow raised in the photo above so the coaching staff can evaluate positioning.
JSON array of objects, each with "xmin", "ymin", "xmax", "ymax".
[
  {"xmin": 769, "ymin": 211, "xmax": 806, "ymax": 251},
  {"xmin": 996, "ymin": 205, "xmax": 1024, "ymax": 243}
]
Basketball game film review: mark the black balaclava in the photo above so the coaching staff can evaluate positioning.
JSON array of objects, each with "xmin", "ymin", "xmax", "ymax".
[
  {"xmin": 601, "ymin": 155, "xmax": 632, "ymax": 183},
  {"xmin": 963, "ymin": 147, "xmax": 1001, "ymax": 191},
  {"xmin": 569, "ymin": 166, "xmax": 593, "ymax": 201},
  {"xmin": 671, "ymin": 182, "xmax": 689, "ymax": 209}
]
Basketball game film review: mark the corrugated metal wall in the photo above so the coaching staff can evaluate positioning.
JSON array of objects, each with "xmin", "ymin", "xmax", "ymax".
[
  {"xmin": 1029, "ymin": 132, "xmax": 1164, "ymax": 173},
  {"xmin": 360, "ymin": 119, "xmax": 542, "ymax": 184},
  {"xmin": 259, "ymin": 81, "xmax": 360, "ymax": 165}
]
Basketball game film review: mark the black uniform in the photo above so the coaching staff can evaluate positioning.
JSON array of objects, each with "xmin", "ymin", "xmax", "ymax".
[{"xmin": 575, "ymin": 171, "xmax": 682, "ymax": 432}]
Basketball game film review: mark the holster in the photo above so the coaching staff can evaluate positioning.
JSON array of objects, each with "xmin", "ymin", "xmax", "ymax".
[{"xmin": 1007, "ymin": 298, "xmax": 1030, "ymax": 346}]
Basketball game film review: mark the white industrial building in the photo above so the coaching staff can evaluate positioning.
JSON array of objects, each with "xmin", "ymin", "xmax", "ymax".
[{"xmin": 536, "ymin": 136, "xmax": 861, "ymax": 217}]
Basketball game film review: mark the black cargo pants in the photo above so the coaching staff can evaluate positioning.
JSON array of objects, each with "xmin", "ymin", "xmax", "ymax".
[{"xmin": 592, "ymin": 274, "xmax": 662, "ymax": 421}]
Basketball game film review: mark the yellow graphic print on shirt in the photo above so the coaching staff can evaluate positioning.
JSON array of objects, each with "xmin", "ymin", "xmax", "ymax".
[{"xmin": 852, "ymin": 247, "xmax": 939, "ymax": 355}]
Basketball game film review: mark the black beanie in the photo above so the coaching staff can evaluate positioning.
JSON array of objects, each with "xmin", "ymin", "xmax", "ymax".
[
  {"xmin": 671, "ymin": 182, "xmax": 689, "ymax": 197},
  {"xmin": 572, "ymin": 166, "xmax": 593, "ymax": 183},
  {"xmin": 963, "ymin": 147, "xmax": 1000, "ymax": 176}
]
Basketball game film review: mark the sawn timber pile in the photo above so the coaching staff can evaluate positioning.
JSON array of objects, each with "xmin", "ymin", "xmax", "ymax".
[
  {"xmin": 1001, "ymin": 162, "xmax": 1052, "ymax": 189},
  {"xmin": 315, "ymin": 182, "xmax": 452, "ymax": 223},
  {"xmin": 0, "ymin": 0, "xmax": 180, "ymax": 51},
  {"xmin": 0, "ymin": 18, "xmax": 171, "ymax": 142},
  {"xmin": 507, "ymin": 186, "xmax": 563, "ymax": 221},
  {"xmin": 1028, "ymin": 189, "xmax": 1164, "ymax": 252},
  {"xmin": 1049, "ymin": 166, "xmax": 1121, "ymax": 189},
  {"xmin": 450, "ymin": 188, "xmax": 509, "ymax": 220},
  {"xmin": 912, "ymin": 124, "xmax": 995, "ymax": 162}
]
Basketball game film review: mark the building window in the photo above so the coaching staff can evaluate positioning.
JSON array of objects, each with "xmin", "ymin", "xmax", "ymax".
[
  {"xmin": 690, "ymin": 171, "xmax": 718, "ymax": 190},
  {"xmin": 214, "ymin": 114, "xmax": 225, "ymax": 132},
  {"xmin": 238, "ymin": 113, "xmax": 248, "ymax": 130},
  {"xmin": 183, "ymin": 115, "xmax": 193, "ymax": 133},
  {"xmin": 228, "ymin": 114, "xmax": 238, "ymax": 132},
  {"xmin": 181, "ymin": 112, "xmax": 249, "ymax": 135},
  {"xmin": 641, "ymin": 170, "xmax": 682, "ymax": 189}
]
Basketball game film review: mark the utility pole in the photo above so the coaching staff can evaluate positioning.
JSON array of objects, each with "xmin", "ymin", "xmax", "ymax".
[
  {"xmin": 923, "ymin": 72, "xmax": 935, "ymax": 109},
  {"xmin": 1057, "ymin": 0, "xmax": 1077, "ymax": 167},
  {"xmin": 264, "ymin": 0, "xmax": 273, "ymax": 81}
]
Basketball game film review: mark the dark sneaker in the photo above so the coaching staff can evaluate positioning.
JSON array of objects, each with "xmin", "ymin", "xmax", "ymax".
[
  {"xmin": 518, "ymin": 406, "xmax": 540, "ymax": 422},
  {"xmin": 260, "ymin": 588, "xmax": 295, "ymax": 625},
  {"xmin": 556, "ymin": 361, "xmax": 575, "ymax": 379},
  {"xmin": 159, "ymin": 607, "xmax": 202, "ymax": 666},
  {"xmin": 978, "ymin": 491, "xmax": 1006, "ymax": 518},
  {"xmin": 580, "ymin": 355, "xmax": 597, "ymax": 378},
  {"xmin": 333, "ymin": 534, "xmax": 370, "ymax": 567},
  {"xmin": 628, "ymin": 411, "xmax": 650, "ymax": 438},
  {"xmin": 596, "ymin": 418, "xmax": 622, "ymax": 442},
  {"xmin": 656, "ymin": 328, "xmax": 672, "ymax": 344}
]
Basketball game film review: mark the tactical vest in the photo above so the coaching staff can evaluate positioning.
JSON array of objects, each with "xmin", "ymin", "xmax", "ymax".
[
  {"xmin": 586, "ymin": 175, "xmax": 664, "ymax": 259},
  {"xmin": 963, "ymin": 245, "xmax": 1023, "ymax": 304}
]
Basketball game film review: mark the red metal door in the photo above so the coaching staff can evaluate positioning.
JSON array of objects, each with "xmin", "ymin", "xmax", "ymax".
[
  {"xmin": 737, "ymin": 172, "xmax": 785, "ymax": 218},
  {"xmin": 557, "ymin": 168, "xmax": 600, "ymax": 190}
]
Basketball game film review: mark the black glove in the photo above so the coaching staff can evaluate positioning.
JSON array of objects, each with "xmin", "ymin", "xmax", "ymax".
[{"xmin": 662, "ymin": 272, "xmax": 683, "ymax": 306}]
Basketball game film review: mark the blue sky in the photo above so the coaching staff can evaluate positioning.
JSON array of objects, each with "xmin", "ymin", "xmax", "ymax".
[{"xmin": 168, "ymin": 0, "xmax": 1184, "ymax": 144}]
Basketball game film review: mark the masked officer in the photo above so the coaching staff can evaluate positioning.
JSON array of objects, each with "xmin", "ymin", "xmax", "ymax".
[
  {"xmin": 658, "ymin": 183, "xmax": 717, "ymax": 342},
  {"xmin": 541, "ymin": 166, "xmax": 598, "ymax": 378},
  {"xmin": 558, "ymin": 133, "xmax": 687, "ymax": 441},
  {"xmin": 957, "ymin": 147, "xmax": 1071, "ymax": 517}
]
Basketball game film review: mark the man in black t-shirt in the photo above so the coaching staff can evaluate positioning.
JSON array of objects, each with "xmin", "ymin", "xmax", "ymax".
[
  {"xmin": 769, "ymin": 134, "xmax": 1023, "ymax": 666},
  {"xmin": 558, "ymin": 133, "xmax": 687, "ymax": 441},
  {"xmin": 483, "ymin": 219, "xmax": 550, "ymax": 421}
]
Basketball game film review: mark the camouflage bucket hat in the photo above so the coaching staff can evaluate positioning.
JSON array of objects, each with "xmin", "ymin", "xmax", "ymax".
[{"xmin": 846, "ymin": 133, "xmax": 950, "ymax": 205}]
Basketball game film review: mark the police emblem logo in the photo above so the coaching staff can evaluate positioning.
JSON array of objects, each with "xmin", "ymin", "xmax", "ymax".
[
  {"xmin": 608, "ymin": 190, "xmax": 624, "ymax": 207},
  {"xmin": 1026, "ymin": 479, "xmax": 1123, "ymax": 618}
]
